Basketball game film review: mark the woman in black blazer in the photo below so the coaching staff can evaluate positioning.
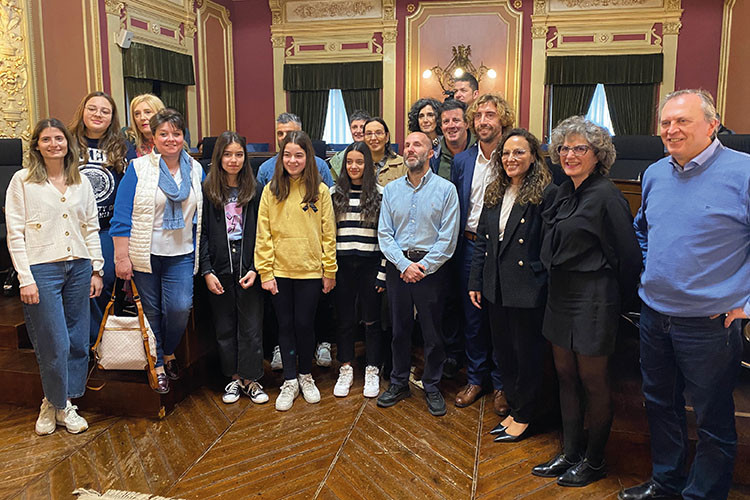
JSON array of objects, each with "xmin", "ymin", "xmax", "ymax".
[{"xmin": 468, "ymin": 128, "xmax": 556, "ymax": 443}]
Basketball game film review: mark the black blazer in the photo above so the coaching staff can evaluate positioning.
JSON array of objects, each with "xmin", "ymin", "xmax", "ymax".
[
  {"xmin": 199, "ymin": 184, "xmax": 262, "ymax": 277},
  {"xmin": 468, "ymin": 183, "xmax": 557, "ymax": 308}
]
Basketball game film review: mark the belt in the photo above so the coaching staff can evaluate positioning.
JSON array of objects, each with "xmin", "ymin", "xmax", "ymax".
[
  {"xmin": 463, "ymin": 231, "xmax": 477, "ymax": 241},
  {"xmin": 403, "ymin": 249, "xmax": 428, "ymax": 262}
]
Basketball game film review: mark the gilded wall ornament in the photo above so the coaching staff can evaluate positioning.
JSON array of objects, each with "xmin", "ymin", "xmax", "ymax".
[
  {"xmin": 514, "ymin": 0, "xmax": 523, "ymax": 9},
  {"xmin": 292, "ymin": 1, "xmax": 376, "ymax": 19},
  {"xmin": 534, "ymin": 0, "xmax": 546, "ymax": 15},
  {"xmin": 0, "ymin": 0, "xmax": 31, "ymax": 142},
  {"xmin": 560, "ymin": 0, "xmax": 647, "ymax": 6},
  {"xmin": 184, "ymin": 22, "xmax": 197, "ymax": 38},
  {"xmin": 662, "ymin": 20, "xmax": 681, "ymax": 34},
  {"xmin": 406, "ymin": 3, "xmax": 416, "ymax": 14},
  {"xmin": 105, "ymin": 0, "xmax": 125, "ymax": 16},
  {"xmin": 531, "ymin": 24, "xmax": 548, "ymax": 38},
  {"xmin": 382, "ymin": 29, "xmax": 397, "ymax": 43},
  {"xmin": 271, "ymin": 35, "xmax": 285, "ymax": 48},
  {"xmin": 666, "ymin": 0, "xmax": 680, "ymax": 10}
]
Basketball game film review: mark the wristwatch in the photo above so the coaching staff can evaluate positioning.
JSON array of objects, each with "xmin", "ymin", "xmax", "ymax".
[{"xmin": 93, "ymin": 269, "xmax": 104, "ymax": 277}]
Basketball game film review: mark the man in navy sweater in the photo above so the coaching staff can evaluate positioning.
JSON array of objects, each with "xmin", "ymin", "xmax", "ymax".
[{"xmin": 622, "ymin": 90, "xmax": 750, "ymax": 500}]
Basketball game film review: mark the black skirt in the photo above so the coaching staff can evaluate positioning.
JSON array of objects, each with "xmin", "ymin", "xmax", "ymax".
[{"xmin": 543, "ymin": 269, "xmax": 620, "ymax": 356}]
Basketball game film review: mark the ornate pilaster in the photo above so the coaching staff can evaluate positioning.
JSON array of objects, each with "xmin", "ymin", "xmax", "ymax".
[{"xmin": 0, "ymin": 0, "xmax": 33, "ymax": 143}]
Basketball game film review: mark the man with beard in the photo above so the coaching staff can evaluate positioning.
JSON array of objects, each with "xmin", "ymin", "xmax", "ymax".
[
  {"xmin": 377, "ymin": 132, "xmax": 460, "ymax": 416},
  {"xmin": 451, "ymin": 93, "xmax": 515, "ymax": 413}
]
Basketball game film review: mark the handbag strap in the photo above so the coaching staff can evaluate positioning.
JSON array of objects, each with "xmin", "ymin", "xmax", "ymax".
[
  {"xmin": 130, "ymin": 280, "xmax": 159, "ymax": 390},
  {"xmin": 90, "ymin": 280, "xmax": 120, "ymax": 355}
]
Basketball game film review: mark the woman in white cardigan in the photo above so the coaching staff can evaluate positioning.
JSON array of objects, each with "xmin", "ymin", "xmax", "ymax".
[
  {"xmin": 5, "ymin": 118, "xmax": 104, "ymax": 435},
  {"xmin": 110, "ymin": 108, "xmax": 203, "ymax": 394}
]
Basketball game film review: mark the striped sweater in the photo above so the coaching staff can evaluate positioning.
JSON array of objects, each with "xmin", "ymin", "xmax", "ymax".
[{"xmin": 331, "ymin": 184, "xmax": 386, "ymax": 287}]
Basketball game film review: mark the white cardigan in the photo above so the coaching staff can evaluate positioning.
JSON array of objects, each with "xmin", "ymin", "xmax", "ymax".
[
  {"xmin": 5, "ymin": 169, "xmax": 104, "ymax": 287},
  {"xmin": 127, "ymin": 153, "xmax": 203, "ymax": 274}
]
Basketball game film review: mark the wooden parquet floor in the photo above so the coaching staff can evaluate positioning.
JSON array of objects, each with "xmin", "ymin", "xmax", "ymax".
[{"xmin": 3, "ymin": 358, "xmax": 750, "ymax": 500}]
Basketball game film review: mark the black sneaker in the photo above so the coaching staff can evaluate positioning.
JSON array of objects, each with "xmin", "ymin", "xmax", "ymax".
[
  {"xmin": 377, "ymin": 383, "xmax": 411, "ymax": 407},
  {"xmin": 425, "ymin": 390, "xmax": 447, "ymax": 416}
]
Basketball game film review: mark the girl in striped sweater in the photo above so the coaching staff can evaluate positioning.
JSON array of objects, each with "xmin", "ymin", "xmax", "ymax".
[{"xmin": 330, "ymin": 142, "xmax": 386, "ymax": 398}]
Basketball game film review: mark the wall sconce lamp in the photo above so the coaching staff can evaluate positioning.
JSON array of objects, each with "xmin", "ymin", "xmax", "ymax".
[{"xmin": 422, "ymin": 45, "xmax": 496, "ymax": 93}]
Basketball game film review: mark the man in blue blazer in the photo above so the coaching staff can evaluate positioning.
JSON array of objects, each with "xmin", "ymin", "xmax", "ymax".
[{"xmin": 451, "ymin": 93, "xmax": 515, "ymax": 413}]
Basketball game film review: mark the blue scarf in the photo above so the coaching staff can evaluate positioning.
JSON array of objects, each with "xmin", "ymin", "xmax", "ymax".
[{"xmin": 158, "ymin": 150, "xmax": 192, "ymax": 230}]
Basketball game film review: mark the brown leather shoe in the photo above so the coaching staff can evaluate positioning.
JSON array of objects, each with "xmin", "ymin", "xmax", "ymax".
[
  {"xmin": 493, "ymin": 389, "xmax": 510, "ymax": 416},
  {"xmin": 455, "ymin": 384, "xmax": 483, "ymax": 407}
]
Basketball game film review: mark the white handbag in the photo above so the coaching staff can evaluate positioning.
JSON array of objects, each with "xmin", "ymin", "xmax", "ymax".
[{"xmin": 91, "ymin": 280, "xmax": 159, "ymax": 390}]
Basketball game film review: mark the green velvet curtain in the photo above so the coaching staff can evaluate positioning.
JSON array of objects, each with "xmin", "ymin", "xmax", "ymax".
[
  {"xmin": 546, "ymin": 54, "xmax": 663, "ymax": 135},
  {"xmin": 284, "ymin": 62, "xmax": 382, "ymax": 91},
  {"xmin": 550, "ymin": 84, "xmax": 597, "ymax": 130},
  {"xmin": 289, "ymin": 90, "xmax": 330, "ymax": 141},
  {"xmin": 124, "ymin": 78, "xmax": 154, "ymax": 103},
  {"xmin": 545, "ymin": 54, "xmax": 663, "ymax": 85},
  {"xmin": 284, "ymin": 62, "xmax": 382, "ymax": 137},
  {"xmin": 159, "ymin": 82, "xmax": 187, "ymax": 117},
  {"xmin": 605, "ymin": 84, "xmax": 658, "ymax": 135},
  {"xmin": 341, "ymin": 89, "xmax": 380, "ymax": 120},
  {"xmin": 123, "ymin": 42, "xmax": 195, "ymax": 85}
]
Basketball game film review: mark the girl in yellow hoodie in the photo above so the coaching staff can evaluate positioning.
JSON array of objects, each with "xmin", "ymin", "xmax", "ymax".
[{"xmin": 255, "ymin": 131, "xmax": 337, "ymax": 411}]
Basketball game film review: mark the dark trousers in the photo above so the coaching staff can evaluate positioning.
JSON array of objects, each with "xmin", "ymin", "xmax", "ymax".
[
  {"xmin": 334, "ymin": 255, "xmax": 382, "ymax": 365},
  {"xmin": 207, "ymin": 262, "xmax": 264, "ymax": 382},
  {"xmin": 640, "ymin": 303, "xmax": 742, "ymax": 500},
  {"xmin": 271, "ymin": 278, "xmax": 320, "ymax": 380},
  {"xmin": 440, "ymin": 257, "xmax": 464, "ymax": 361},
  {"xmin": 459, "ymin": 237, "xmax": 502, "ymax": 388},
  {"xmin": 386, "ymin": 261, "xmax": 446, "ymax": 393},
  {"xmin": 487, "ymin": 298, "xmax": 545, "ymax": 423}
]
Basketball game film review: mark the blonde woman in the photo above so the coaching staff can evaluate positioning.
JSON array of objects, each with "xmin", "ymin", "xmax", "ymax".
[
  {"xmin": 125, "ymin": 93, "xmax": 165, "ymax": 157},
  {"xmin": 5, "ymin": 118, "xmax": 103, "ymax": 435}
]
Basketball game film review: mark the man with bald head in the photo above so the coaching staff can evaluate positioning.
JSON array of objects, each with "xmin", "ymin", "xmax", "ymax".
[
  {"xmin": 377, "ymin": 131, "xmax": 460, "ymax": 417},
  {"xmin": 622, "ymin": 89, "xmax": 750, "ymax": 500}
]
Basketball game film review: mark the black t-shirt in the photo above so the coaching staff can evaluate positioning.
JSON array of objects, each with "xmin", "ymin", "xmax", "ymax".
[{"xmin": 79, "ymin": 137, "xmax": 123, "ymax": 231}]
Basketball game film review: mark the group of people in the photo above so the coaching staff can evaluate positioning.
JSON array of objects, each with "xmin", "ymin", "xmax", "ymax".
[{"xmin": 5, "ymin": 74, "xmax": 748, "ymax": 499}]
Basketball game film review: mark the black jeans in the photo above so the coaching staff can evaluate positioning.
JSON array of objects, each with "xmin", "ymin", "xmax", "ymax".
[
  {"xmin": 271, "ymin": 278, "xmax": 321, "ymax": 380},
  {"xmin": 487, "ymin": 298, "xmax": 545, "ymax": 423},
  {"xmin": 334, "ymin": 255, "xmax": 382, "ymax": 365},
  {"xmin": 386, "ymin": 261, "xmax": 447, "ymax": 393}
]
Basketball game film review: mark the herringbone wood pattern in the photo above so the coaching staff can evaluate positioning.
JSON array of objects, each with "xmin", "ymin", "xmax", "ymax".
[{"xmin": 3, "ymin": 358, "xmax": 750, "ymax": 500}]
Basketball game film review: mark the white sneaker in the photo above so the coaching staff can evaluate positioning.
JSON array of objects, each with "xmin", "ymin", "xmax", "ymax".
[
  {"xmin": 55, "ymin": 401, "xmax": 88, "ymax": 434},
  {"xmin": 35, "ymin": 398, "xmax": 56, "ymax": 436},
  {"xmin": 298, "ymin": 373, "xmax": 321, "ymax": 403},
  {"xmin": 315, "ymin": 342, "xmax": 332, "ymax": 367},
  {"xmin": 363, "ymin": 365, "xmax": 380, "ymax": 398},
  {"xmin": 222, "ymin": 380, "xmax": 242, "ymax": 404},
  {"xmin": 333, "ymin": 365, "xmax": 354, "ymax": 397},
  {"xmin": 270, "ymin": 345, "xmax": 283, "ymax": 371},
  {"xmin": 275, "ymin": 379, "xmax": 299, "ymax": 411},
  {"xmin": 243, "ymin": 381, "xmax": 269, "ymax": 404}
]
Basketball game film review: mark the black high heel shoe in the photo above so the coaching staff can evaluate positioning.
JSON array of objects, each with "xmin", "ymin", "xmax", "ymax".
[
  {"xmin": 489, "ymin": 421, "xmax": 507, "ymax": 435},
  {"xmin": 493, "ymin": 423, "xmax": 531, "ymax": 443}
]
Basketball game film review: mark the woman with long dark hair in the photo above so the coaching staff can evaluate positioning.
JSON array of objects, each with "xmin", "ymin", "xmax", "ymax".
[
  {"xmin": 69, "ymin": 91, "xmax": 134, "ymax": 343},
  {"xmin": 255, "ymin": 130, "xmax": 337, "ymax": 411},
  {"xmin": 6, "ymin": 118, "xmax": 103, "ymax": 435},
  {"xmin": 200, "ymin": 131, "xmax": 267, "ymax": 405},
  {"xmin": 330, "ymin": 141, "xmax": 385, "ymax": 398},
  {"xmin": 468, "ymin": 128, "xmax": 556, "ymax": 442},
  {"xmin": 408, "ymin": 98, "xmax": 442, "ymax": 160}
]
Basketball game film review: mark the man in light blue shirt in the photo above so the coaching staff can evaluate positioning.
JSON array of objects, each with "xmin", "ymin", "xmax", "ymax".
[
  {"xmin": 256, "ymin": 113, "xmax": 333, "ymax": 188},
  {"xmin": 377, "ymin": 131, "xmax": 459, "ymax": 417}
]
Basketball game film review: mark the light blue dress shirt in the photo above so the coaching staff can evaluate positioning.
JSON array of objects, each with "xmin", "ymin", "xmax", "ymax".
[
  {"xmin": 256, "ymin": 154, "xmax": 333, "ymax": 188},
  {"xmin": 378, "ymin": 169, "xmax": 460, "ymax": 274}
]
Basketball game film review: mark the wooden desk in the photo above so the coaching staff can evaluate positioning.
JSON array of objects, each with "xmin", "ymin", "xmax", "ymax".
[{"xmin": 612, "ymin": 179, "xmax": 642, "ymax": 217}]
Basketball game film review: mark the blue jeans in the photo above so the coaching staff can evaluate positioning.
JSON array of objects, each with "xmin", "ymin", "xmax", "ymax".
[
  {"xmin": 640, "ymin": 303, "xmax": 741, "ymax": 500},
  {"xmin": 90, "ymin": 228, "xmax": 116, "ymax": 344},
  {"xmin": 459, "ymin": 237, "xmax": 502, "ymax": 389},
  {"xmin": 23, "ymin": 259, "xmax": 92, "ymax": 409},
  {"xmin": 133, "ymin": 253, "xmax": 194, "ymax": 367}
]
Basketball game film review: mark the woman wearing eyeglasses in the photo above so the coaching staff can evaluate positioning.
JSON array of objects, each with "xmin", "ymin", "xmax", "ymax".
[
  {"xmin": 363, "ymin": 118, "xmax": 406, "ymax": 187},
  {"xmin": 531, "ymin": 116, "xmax": 641, "ymax": 487},
  {"xmin": 468, "ymin": 128, "xmax": 556, "ymax": 443},
  {"xmin": 69, "ymin": 92, "xmax": 135, "ymax": 343}
]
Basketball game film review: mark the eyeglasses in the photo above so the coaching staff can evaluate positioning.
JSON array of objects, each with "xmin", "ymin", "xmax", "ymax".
[
  {"xmin": 364, "ymin": 131, "xmax": 386, "ymax": 139},
  {"xmin": 501, "ymin": 148, "xmax": 528, "ymax": 160},
  {"xmin": 557, "ymin": 145, "xmax": 591, "ymax": 157},
  {"xmin": 85, "ymin": 106, "xmax": 112, "ymax": 117}
]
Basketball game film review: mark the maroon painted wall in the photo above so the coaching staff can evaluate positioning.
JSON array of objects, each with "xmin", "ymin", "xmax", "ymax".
[
  {"xmin": 214, "ymin": 0, "xmax": 276, "ymax": 146},
  {"xmin": 674, "ymin": 0, "xmax": 723, "ymax": 97}
]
